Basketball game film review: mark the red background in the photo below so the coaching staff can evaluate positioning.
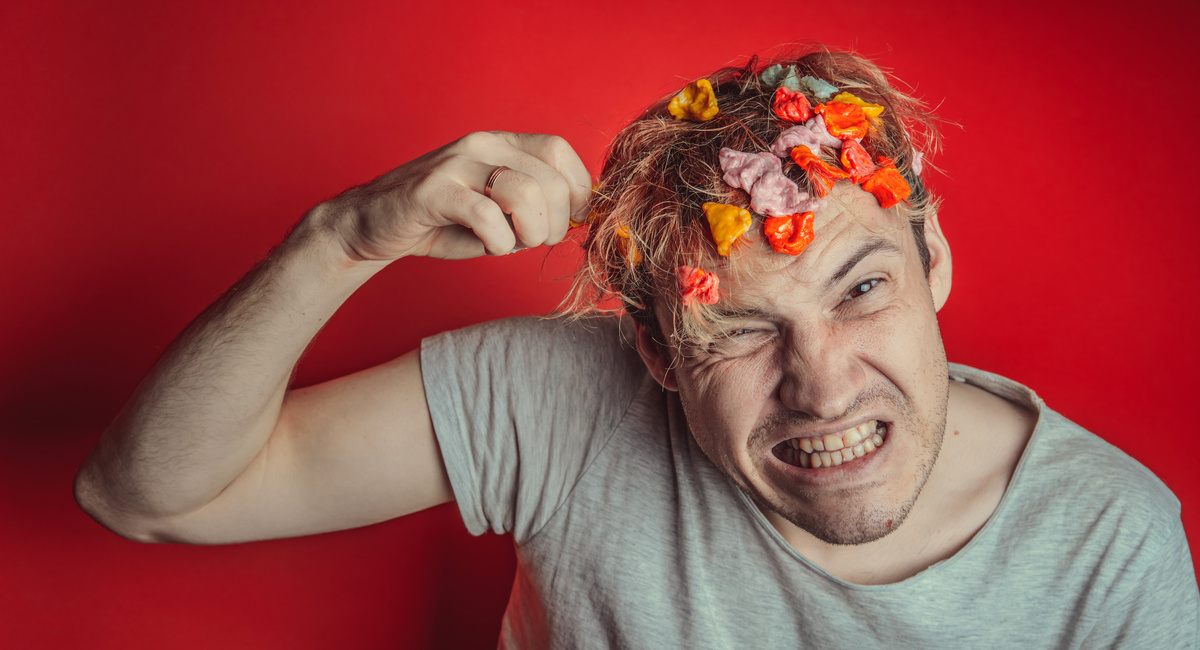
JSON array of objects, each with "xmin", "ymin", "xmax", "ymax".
[{"xmin": 3, "ymin": 0, "xmax": 1198, "ymax": 647}]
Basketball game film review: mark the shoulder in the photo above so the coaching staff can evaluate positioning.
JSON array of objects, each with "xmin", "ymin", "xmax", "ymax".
[
  {"xmin": 419, "ymin": 315, "xmax": 650, "ymax": 414},
  {"xmin": 1027, "ymin": 411, "xmax": 1198, "ymax": 644},
  {"xmin": 422, "ymin": 315, "xmax": 642, "ymax": 373},
  {"xmin": 950, "ymin": 363, "xmax": 1180, "ymax": 542},
  {"xmin": 947, "ymin": 366, "xmax": 1197, "ymax": 643},
  {"xmin": 1030, "ymin": 407, "xmax": 1180, "ymax": 524},
  {"xmin": 422, "ymin": 314, "xmax": 629, "ymax": 352}
]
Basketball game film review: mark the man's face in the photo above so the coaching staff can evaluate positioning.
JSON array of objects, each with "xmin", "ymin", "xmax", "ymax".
[{"xmin": 638, "ymin": 183, "xmax": 953, "ymax": 545}]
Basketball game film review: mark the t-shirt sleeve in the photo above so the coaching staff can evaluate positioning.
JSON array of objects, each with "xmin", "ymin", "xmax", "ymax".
[
  {"xmin": 420, "ymin": 316, "xmax": 649, "ymax": 543},
  {"xmin": 1080, "ymin": 509, "xmax": 1200, "ymax": 649}
]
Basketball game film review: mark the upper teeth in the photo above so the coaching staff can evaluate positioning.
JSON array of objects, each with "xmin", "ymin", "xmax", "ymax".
[{"xmin": 784, "ymin": 420, "xmax": 886, "ymax": 468}]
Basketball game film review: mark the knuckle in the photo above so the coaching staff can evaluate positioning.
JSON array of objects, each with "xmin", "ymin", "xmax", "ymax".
[
  {"xmin": 544, "ymin": 225, "xmax": 567, "ymax": 246},
  {"xmin": 548, "ymin": 175, "xmax": 571, "ymax": 206},
  {"xmin": 466, "ymin": 196, "xmax": 498, "ymax": 222},
  {"xmin": 520, "ymin": 227, "xmax": 549, "ymax": 248},
  {"xmin": 513, "ymin": 209, "xmax": 550, "ymax": 244},
  {"xmin": 544, "ymin": 134, "xmax": 570, "ymax": 153},
  {"xmin": 528, "ymin": 212, "xmax": 551, "ymax": 237},
  {"xmin": 510, "ymin": 175, "xmax": 542, "ymax": 204},
  {"xmin": 541, "ymin": 135, "xmax": 571, "ymax": 164},
  {"xmin": 457, "ymin": 131, "xmax": 495, "ymax": 151},
  {"xmin": 489, "ymin": 229, "xmax": 517, "ymax": 254}
]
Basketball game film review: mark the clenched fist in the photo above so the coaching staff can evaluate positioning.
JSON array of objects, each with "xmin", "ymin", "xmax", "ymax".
[{"xmin": 308, "ymin": 132, "xmax": 593, "ymax": 261}]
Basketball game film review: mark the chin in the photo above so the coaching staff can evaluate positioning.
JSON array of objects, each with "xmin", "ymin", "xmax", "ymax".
[
  {"xmin": 770, "ymin": 491, "xmax": 917, "ymax": 545},
  {"xmin": 778, "ymin": 446, "xmax": 942, "ymax": 545}
]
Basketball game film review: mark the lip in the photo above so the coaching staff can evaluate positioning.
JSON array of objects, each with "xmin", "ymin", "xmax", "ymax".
[{"xmin": 763, "ymin": 421, "xmax": 892, "ymax": 488}]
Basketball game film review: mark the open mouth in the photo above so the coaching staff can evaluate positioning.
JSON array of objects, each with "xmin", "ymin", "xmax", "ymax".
[{"xmin": 772, "ymin": 420, "xmax": 889, "ymax": 469}]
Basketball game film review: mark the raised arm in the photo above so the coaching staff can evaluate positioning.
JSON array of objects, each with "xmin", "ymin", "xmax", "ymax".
[{"xmin": 74, "ymin": 132, "xmax": 592, "ymax": 544}]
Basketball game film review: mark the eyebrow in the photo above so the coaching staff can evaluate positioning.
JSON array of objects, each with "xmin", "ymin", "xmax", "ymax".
[
  {"xmin": 708, "ymin": 305, "xmax": 770, "ymax": 322},
  {"xmin": 821, "ymin": 237, "xmax": 904, "ymax": 294}
]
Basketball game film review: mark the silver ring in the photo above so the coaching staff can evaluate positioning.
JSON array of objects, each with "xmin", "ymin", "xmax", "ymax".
[{"xmin": 484, "ymin": 165, "xmax": 510, "ymax": 199}]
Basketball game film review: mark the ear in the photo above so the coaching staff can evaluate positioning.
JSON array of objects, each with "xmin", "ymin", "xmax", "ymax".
[
  {"xmin": 924, "ymin": 211, "xmax": 952, "ymax": 311},
  {"xmin": 633, "ymin": 321, "xmax": 679, "ymax": 391}
]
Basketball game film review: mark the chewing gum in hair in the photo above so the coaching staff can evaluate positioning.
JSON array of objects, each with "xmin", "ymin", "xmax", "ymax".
[
  {"xmin": 772, "ymin": 87, "xmax": 813, "ymax": 123},
  {"xmin": 719, "ymin": 149, "xmax": 780, "ymax": 192},
  {"xmin": 861, "ymin": 157, "xmax": 912, "ymax": 209},
  {"xmin": 815, "ymin": 102, "xmax": 871, "ymax": 141},
  {"xmin": 702, "ymin": 202, "xmax": 752, "ymax": 256},
  {"xmin": 749, "ymin": 171, "xmax": 820, "ymax": 217},
  {"xmin": 677, "ymin": 266, "xmax": 720, "ymax": 306},
  {"xmin": 840, "ymin": 139, "xmax": 877, "ymax": 184},
  {"xmin": 789, "ymin": 146, "xmax": 851, "ymax": 198},
  {"xmin": 779, "ymin": 67, "xmax": 803, "ymax": 92},
  {"xmin": 760, "ymin": 65, "xmax": 803, "ymax": 91},
  {"xmin": 571, "ymin": 184, "xmax": 600, "ymax": 228},
  {"xmin": 831, "ymin": 92, "xmax": 885, "ymax": 120},
  {"xmin": 760, "ymin": 64, "xmax": 788, "ymax": 87},
  {"xmin": 803, "ymin": 116, "xmax": 846, "ymax": 150},
  {"xmin": 800, "ymin": 75, "xmax": 838, "ymax": 100},
  {"xmin": 720, "ymin": 148, "xmax": 819, "ymax": 218},
  {"xmin": 615, "ymin": 223, "xmax": 642, "ymax": 267},
  {"xmin": 772, "ymin": 123, "xmax": 833, "ymax": 157},
  {"xmin": 764, "ymin": 212, "xmax": 815, "ymax": 256},
  {"xmin": 668, "ymin": 79, "xmax": 720, "ymax": 122}
]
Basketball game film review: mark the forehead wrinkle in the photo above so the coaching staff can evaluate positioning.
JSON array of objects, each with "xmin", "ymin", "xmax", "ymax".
[
  {"xmin": 709, "ymin": 185, "xmax": 911, "ymax": 317},
  {"xmin": 726, "ymin": 207, "xmax": 855, "ymax": 288},
  {"xmin": 720, "ymin": 203, "xmax": 881, "ymax": 300}
]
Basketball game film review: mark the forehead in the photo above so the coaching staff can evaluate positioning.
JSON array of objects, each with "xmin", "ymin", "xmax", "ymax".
[{"xmin": 720, "ymin": 184, "xmax": 914, "ymax": 301}]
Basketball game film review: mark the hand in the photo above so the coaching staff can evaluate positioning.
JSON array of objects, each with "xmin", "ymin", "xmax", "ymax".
[{"xmin": 314, "ymin": 132, "xmax": 592, "ymax": 261}]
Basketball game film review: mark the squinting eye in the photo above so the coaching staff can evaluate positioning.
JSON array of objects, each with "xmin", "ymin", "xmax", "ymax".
[{"xmin": 849, "ymin": 278, "xmax": 881, "ymax": 299}]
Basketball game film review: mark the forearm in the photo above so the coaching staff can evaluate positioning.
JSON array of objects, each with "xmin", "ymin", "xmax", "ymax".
[{"xmin": 75, "ymin": 209, "xmax": 386, "ymax": 534}]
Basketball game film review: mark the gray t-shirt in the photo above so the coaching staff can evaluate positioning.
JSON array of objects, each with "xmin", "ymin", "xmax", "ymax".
[{"xmin": 421, "ymin": 316, "xmax": 1200, "ymax": 649}]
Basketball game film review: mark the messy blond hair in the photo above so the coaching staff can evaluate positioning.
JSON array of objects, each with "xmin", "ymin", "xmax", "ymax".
[{"xmin": 560, "ymin": 43, "xmax": 944, "ymax": 348}]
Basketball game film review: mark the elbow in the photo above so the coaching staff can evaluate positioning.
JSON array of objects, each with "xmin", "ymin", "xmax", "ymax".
[{"xmin": 72, "ymin": 464, "xmax": 169, "ymax": 544}]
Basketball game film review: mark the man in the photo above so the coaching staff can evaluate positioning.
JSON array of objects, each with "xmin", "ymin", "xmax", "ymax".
[{"xmin": 75, "ymin": 46, "xmax": 1199, "ymax": 647}]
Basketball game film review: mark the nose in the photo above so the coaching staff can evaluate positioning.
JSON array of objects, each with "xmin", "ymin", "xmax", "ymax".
[{"xmin": 777, "ymin": 323, "xmax": 868, "ymax": 420}]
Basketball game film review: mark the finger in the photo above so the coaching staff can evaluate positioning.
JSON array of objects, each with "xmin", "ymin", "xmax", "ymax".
[
  {"xmin": 422, "ymin": 223, "xmax": 487, "ymax": 259},
  {"xmin": 495, "ymin": 133, "xmax": 593, "ymax": 226},
  {"xmin": 436, "ymin": 182, "xmax": 517, "ymax": 256},
  {"xmin": 467, "ymin": 161, "xmax": 551, "ymax": 249},
  {"xmin": 485, "ymin": 148, "xmax": 571, "ymax": 245}
]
